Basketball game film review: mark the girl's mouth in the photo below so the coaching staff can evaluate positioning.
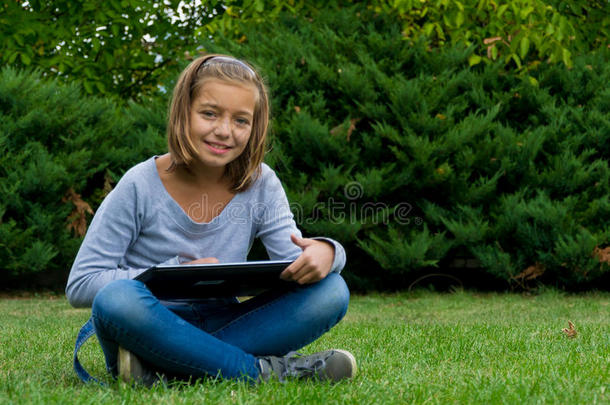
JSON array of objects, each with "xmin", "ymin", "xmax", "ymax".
[{"xmin": 205, "ymin": 142, "xmax": 231, "ymax": 154}]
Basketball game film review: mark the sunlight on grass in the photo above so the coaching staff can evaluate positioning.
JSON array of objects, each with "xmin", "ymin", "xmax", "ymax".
[{"xmin": 1, "ymin": 291, "xmax": 608, "ymax": 404}]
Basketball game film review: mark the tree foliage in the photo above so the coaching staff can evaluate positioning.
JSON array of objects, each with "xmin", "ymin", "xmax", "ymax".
[
  {"xmin": 0, "ymin": 67, "xmax": 166, "ymax": 287},
  {"xmin": 3, "ymin": 0, "xmax": 607, "ymax": 100},
  {"xmin": 205, "ymin": 6, "xmax": 610, "ymax": 290},
  {"xmin": 0, "ymin": 0, "xmax": 225, "ymax": 100},
  {"xmin": 371, "ymin": 0, "xmax": 609, "ymax": 71}
]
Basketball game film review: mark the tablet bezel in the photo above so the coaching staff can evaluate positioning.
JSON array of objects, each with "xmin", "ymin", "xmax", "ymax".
[{"xmin": 135, "ymin": 260, "xmax": 294, "ymax": 299}]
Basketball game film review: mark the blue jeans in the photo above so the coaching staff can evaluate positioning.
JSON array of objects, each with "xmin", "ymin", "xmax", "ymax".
[{"xmin": 91, "ymin": 273, "xmax": 349, "ymax": 382}]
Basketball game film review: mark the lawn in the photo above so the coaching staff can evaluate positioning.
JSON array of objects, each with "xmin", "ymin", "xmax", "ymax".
[{"xmin": 1, "ymin": 290, "xmax": 608, "ymax": 404}]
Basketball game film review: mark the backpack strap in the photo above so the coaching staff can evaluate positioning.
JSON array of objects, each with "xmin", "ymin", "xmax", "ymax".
[{"xmin": 73, "ymin": 317, "xmax": 105, "ymax": 385}]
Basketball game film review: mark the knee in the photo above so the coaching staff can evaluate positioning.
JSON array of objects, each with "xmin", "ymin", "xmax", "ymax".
[
  {"xmin": 317, "ymin": 272, "xmax": 350, "ymax": 320},
  {"xmin": 92, "ymin": 279, "xmax": 152, "ymax": 326}
]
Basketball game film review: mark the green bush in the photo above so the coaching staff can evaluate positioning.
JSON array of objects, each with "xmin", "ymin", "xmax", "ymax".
[
  {"xmin": 201, "ymin": 6, "xmax": 610, "ymax": 290},
  {"xmin": 0, "ymin": 67, "xmax": 166, "ymax": 288},
  {"xmin": 2, "ymin": 6, "xmax": 608, "ymax": 291}
]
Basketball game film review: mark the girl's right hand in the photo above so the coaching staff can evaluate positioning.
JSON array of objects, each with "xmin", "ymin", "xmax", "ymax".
[{"xmin": 183, "ymin": 257, "xmax": 219, "ymax": 265}]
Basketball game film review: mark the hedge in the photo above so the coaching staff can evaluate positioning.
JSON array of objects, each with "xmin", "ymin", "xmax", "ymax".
[{"xmin": 1, "ymin": 6, "xmax": 608, "ymax": 291}]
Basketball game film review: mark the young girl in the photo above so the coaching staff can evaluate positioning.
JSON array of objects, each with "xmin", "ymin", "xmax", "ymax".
[{"xmin": 67, "ymin": 54, "xmax": 356, "ymax": 385}]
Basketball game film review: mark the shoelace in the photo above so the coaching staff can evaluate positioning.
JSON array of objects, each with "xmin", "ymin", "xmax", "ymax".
[{"xmin": 280, "ymin": 351, "xmax": 332, "ymax": 380}]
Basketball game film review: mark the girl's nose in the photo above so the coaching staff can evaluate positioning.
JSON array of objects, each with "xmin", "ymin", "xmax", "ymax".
[{"xmin": 215, "ymin": 117, "xmax": 231, "ymax": 136}]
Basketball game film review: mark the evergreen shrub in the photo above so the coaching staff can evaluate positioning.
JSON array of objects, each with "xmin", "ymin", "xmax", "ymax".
[
  {"xmin": 0, "ymin": 68, "xmax": 166, "ymax": 288},
  {"xmin": 202, "ymin": 6, "xmax": 610, "ymax": 290},
  {"xmin": 2, "ymin": 6, "xmax": 608, "ymax": 291}
]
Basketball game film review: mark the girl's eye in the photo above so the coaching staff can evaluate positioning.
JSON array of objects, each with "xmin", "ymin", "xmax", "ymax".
[
  {"xmin": 201, "ymin": 110, "xmax": 216, "ymax": 118},
  {"xmin": 235, "ymin": 118, "xmax": 250, "ymax": 126}
]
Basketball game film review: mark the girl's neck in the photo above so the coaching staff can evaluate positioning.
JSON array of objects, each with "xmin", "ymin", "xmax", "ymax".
[
  {"xmin": 160, "ymin": 154, "xmax": 231, "ymax": 191},
  {"xmin": 180, "ymin": 161, "xmax": 228, "ymax": 189}
]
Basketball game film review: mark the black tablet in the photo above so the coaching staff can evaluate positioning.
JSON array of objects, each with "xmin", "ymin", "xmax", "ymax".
[{"xmin": 135, "ymin": 260, "xmax": 294, "ymax": 299}]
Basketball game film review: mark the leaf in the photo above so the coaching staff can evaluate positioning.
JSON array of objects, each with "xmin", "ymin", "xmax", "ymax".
[
  {"xmin": 513, "ymin": 262, "xmax": 545, "ymax": 281},
  {"xmin": 455, "ymin": 11, "xmax": 464, "ymax": 27},
  {"xmin": 519, "ymin": 37, "xmax": 530, "ymax": 59},
  {"xmin": 561, "ymin": 48, "xmax": 572, "ymax": 68},
  {"xmin": 330, "ymin": 118, "xmax": 360, "ymax": 141},
  {"xmin": 102, "ymin": 171, "xmax": 114, "ymax": 197},
  {"xmin": 497, "ymin": 4, "xmax": 509, "ymax": 18},
  {"xmin": 593, "ymin": 246, "xmax": 610, "ymax": 264},
  {"xmin": 483, "ymin": 36, "xmax": 502, "ymax": 45},
  {"xmin": 519, "ymin": 6, "xmax": 534, "ymax": 20},
  {"xmin": 468, "ymin": 54, "xmax": 482, "ymax": 66},
  {"xmin": 562, "ymin": 321, "xmax": 577, "ymax": 338},
  {"xmin": 490, "ymin": 44, "xmax": 498, "ymax": 60},
  {"xmin": 62, "ymin": 188, "xmax": 94, "ymax": 237},
  {"xmin": 527, "ymin": 75, "xmax": 539, "ymax": 87},
  {"xmin": 20, "ymin": 52, "xmax": 31, "ymax": 65}
]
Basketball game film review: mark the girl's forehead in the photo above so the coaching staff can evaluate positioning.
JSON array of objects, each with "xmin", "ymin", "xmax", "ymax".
[
  {"xmin": 192, "ymin": 79, "xmax": 258, "ymax": 112},
  {"xmin": 194, "ymin": 78, "xmax": 259, "ymax": 100}
]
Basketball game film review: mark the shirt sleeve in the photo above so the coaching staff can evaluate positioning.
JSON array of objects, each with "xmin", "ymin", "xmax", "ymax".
[
  {"xmin": 255, "ymin": 167, "xmax": 346, "ymax": 274},
  {"xmin": 65, "ymin": 173, "xmax": 178, "ymax": 308}
]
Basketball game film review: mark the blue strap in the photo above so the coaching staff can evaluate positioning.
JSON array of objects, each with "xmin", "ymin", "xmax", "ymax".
[{"xmin": 73, "ymin": 317, "xmax": 105, "ymax": 385}]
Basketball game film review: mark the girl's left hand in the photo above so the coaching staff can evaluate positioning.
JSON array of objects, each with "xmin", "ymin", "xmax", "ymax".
[{"xmin": 280, "ymin": 234, "xmax": 335, "ymax": 284}]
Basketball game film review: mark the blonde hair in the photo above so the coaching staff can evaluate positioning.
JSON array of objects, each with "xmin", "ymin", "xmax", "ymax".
[{"xmin": 167, "ymin": 54, "xmax": 269, "ymax": 192}]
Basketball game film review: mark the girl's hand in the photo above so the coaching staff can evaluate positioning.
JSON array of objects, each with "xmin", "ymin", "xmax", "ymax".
[
  {"xmin": 183, "ymin": 257, "xmax": 219, "ymax": 265},
  {"xmin": 280, "ymin": 234, "xmax": 335, "ymax": 284}
]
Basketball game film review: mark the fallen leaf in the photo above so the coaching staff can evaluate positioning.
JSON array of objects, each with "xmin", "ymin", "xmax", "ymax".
[
  {"xmin": 62, "ymin": 188, "xmax": 94, "ymax": 237},
  {"xmin": 294, "ymin": 106, "xmax": 301, "ymax": 113},
  {"xmin": 562, "ymin": 321, "xmax": 577, "ymax": 338}
]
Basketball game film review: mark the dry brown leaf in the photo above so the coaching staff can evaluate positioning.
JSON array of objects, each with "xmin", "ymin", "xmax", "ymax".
[
  {"xmin": 513, "ymin": 262, "xmax": 545, "ymax": 281},
  {"xmin": 294, "ymin": 106, "xmax": 301, "ymax": 114},
  {"xmin": 330, "ymin": 118, "xmax": 360, "ymax": 141},
  {"xmin": 102, "ymin": 172, "xmax": 114, "ymax": 197},
  {"xmin": 562, "ymin": 321, "xmax": 577, "ymax": 338},
  {"xmin": 593, "ymin": 246, "xmax": 610, "ymax": 264},
  {"xmin": 63, "ymin": 188, "xmax": 94, "ymax": 237},
  {"xmin": 483, "ymin": 36, "xmax": 503, "ymax": 45},
  {"xmin": 346, "ymin": 118, "xmax": 359, "ymax": 141}
]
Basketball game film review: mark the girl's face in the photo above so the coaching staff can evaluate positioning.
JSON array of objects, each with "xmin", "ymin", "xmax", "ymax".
[{"xmin": 189, "ymin": 79, "xmax": 257, "ymax": 172}]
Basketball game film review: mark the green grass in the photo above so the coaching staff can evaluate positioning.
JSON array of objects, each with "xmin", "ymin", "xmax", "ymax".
[{"xmin": 1, "ymin": 290, "xmax": 609, "ymax": 404}]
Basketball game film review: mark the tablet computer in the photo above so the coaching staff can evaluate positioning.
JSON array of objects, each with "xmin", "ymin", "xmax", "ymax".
[{"xmin": 135, "ymin": 260, "xmax": 294, "ymax": 299}]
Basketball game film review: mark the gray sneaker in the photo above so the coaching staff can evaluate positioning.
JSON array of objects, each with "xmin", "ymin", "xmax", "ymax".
[
  {"xmin": 258, "ymin": 349, "xmax": 357, "ymax": 382},
  {"xmin": 117, "ymin": 346, "xmax": 166, "ymax": 387}
]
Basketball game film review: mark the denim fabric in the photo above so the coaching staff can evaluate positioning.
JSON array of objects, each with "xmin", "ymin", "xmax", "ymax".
[{"xmin": 90, "ymin": 273, "xmax": 349, "ymax": 382}]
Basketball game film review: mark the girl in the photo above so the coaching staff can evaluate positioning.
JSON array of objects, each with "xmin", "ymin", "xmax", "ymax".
[{"xmin": 67, "ymin": 54, "xmax": 356, "ymax": 385}]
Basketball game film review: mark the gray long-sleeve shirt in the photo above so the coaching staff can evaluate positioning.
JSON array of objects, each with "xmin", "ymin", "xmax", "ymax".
[{"xmin": 66, "ymin": 156, "xmax": 346, "ymax": 307}]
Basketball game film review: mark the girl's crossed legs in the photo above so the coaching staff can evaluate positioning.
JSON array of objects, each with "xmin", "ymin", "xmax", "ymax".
[{"xmin": 91, "ymin": 273, "xmax": 350, "ymax": 382}]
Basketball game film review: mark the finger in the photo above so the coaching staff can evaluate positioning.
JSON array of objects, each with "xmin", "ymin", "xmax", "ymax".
[
  {"xmin": 296, "ymin": 269, "xmax": 322, "ymax": 285},
  {"xmin": 280, "ymin": 256, "xmax": 306, "ymax": 280},
  {"xmin": 290, "ymin": 264, "xmax": 312, "ymax": 283},
  {"xmin": 185, "ymin": 257, "xmax": 219, "ymax": 265}
]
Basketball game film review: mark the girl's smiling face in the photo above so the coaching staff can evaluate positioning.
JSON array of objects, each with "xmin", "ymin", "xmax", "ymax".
[{"xmin": 189, "ymin": 79, "xmax": 257, "ymax": 172}]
